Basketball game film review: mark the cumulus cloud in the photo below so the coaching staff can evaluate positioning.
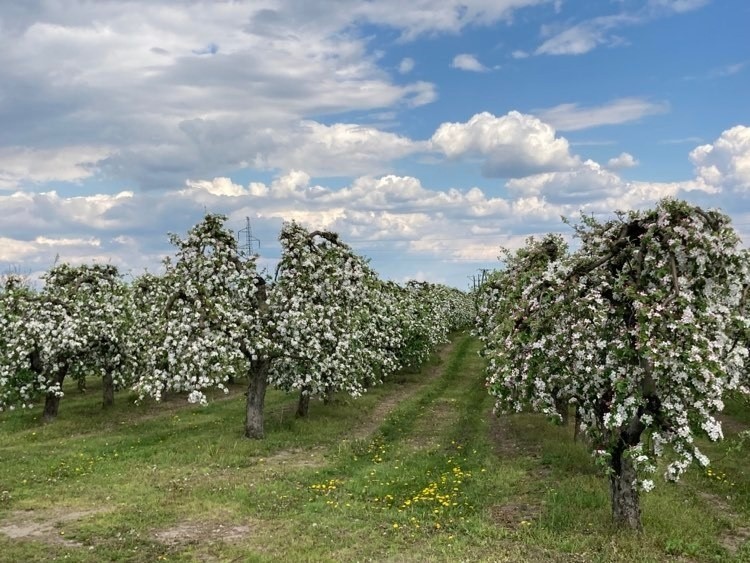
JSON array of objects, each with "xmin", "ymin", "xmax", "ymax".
[
  {"xmin": 536, "ymin": 98, "xmax": 669, "ymax": 131},
  {"xmin": 0, "ymin": 1, "xmax": 561, "ymax": 190},
  {"xmin": 0, "ymin": 2, "xmax": 445, "ymax": 190},
  {"xmin": 690, "ymin": 125, "xmax": 750, "ymax": 193},
  {"xmin": 507, "ymin": 159, "xmax": 716, "ymax": 209},
  {"xmin": 2, "ymin": 122, "xmax": 746, "ymax": 288},
  {"xmin": 451, "ymin": 54, "xmax": 489, "ymax": 72},
  {"xmin": 507, "ymin": 160, "xmax": 625, "ymax": 203},
  {"xmin": 0, "ymin": 169, "xmax": 554, "ymax": 286},
  {"xmin": 430, "ymin": 111, "xmax": 578, "ymax": 177},
  {"xmin": 264, "ymin": 121, "xmax": 424, "ymax": 176},
  {"xmin": 607, "ymin": 152, "xmax": 639, "ymax": 170},
  {"xmin": 186, "ymin": 177, "xmax": 250, "ymax": 198}
]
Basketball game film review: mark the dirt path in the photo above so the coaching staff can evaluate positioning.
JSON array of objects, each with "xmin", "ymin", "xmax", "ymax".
[
  {"xmin": 487, "ymin": 413, "xmax": 547, "ymax": 528},
  {"xmin": 250, "ymin": 337, "xmax": 462, "ymax": 473},
  {"xmin": 349, "ymin": 338, "xmax": 458, "ymax": 441}
]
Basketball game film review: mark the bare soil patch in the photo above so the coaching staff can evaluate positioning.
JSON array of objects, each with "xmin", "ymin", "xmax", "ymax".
[
  {"xmin": 718, "ymin": 413, "xmax": 749, "ymax": 436},
  {"xmin": 489, "ymin": 502, "xmax": 542, "ymax": 529},
  {"xmin": 405, "ymin": 399, "xmax": 457, "ymax": 451},
  {"xmin": 697, "ymin": 491, "xmax": 750, "ymax": 556},
  {"xmin": 153, "ymin": 514, "xmax": 288, "ymax": 554},
  {"xmin": 154, "ymin": 520, "xmax": 253, "ymax": 546},
  {"xmin": 255, "ymin": 446, "xmax": 328, "ymax": 470},
  {"xmin": 0, "ymin": 507, "xmax": 105, "ymax": 547},
  {"xmin": 488, "ymin": 412, "xmax": 545, "ymax": 459},
  {"xmin": 487, "ymin": 412, "xmax": 549, "ymax": 527}
]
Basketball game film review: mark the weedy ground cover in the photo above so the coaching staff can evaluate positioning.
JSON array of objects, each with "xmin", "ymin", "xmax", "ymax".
[{"xmin": 1, "ymin": 335, "xmax": 748, "ymax": 561}]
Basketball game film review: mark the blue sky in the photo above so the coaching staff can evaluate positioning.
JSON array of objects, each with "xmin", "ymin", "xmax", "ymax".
[{"xmin": 1, "ymin": 0, "xmax": 748, "ymax": 288}]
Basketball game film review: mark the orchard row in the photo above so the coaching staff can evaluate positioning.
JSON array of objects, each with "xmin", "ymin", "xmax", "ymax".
[
  {"xmin": 0, "ymin": 215, "xmax": 473, "ymax": 438},
  {"xmin": 4, "ymin": 198, "xmax": 748, "ymax": 532}
]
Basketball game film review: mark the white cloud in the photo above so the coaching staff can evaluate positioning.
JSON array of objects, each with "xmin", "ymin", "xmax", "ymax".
[
  {"xmin": 2, "ymin": 124, "xmax": 748, "ymax": 288},
  {"xmin": 535, "ymin": 14, "xmax": 634, "ymax": 56},
  {"xmin": 0, "ymin": 146, "xmax": 112, "ymax": 190},
  {"xmin": 0, "ymin": 238, "xmax": 37, "ymax": 262},
  {"xmin": 535, "ymin": 98, "xmax": 669, "ymax": 131},
  {"xmin": 511, "ymin": 50, "xmax": 529, "ymax": 59},
  {"xmin": 712, "ymin": 61, "xmax": 748, "ymax": 78},
  {"xmin": 398, "ymin": 57, "xmax": 415, "ymax": 74},
  {"xmin": 690, "ymin": 125, "xmax": 750, "ymax": 193},
  {"xmin": 451, "ymin": 54, "xmax": 489, "ymax": 72},
  {"xmin": 507, "ymin": 160, "xmax": 625, "ymax": 203},
  {"xmin": 34, "ymin": 236, "xmax": 101, "ymax": 248},
  {"xmin": 607, "ymin": 152, "xmax": 639, "ymax": 169},
  {"xmin": 1, "ymin": 169, "xmax": 557, "ymax": 287},
  {"xmin": 659, "ymin": 136, "xmax": 703, "ymax": 145},
  {"xmin": 533, "ymin": 1, "xmax": 708, "ymax": 57},
  {"xmin": 430, "ymin": 111, "xmax": 578, "ymax": 177},
  {"xmin": 350, "ymin": 0, "xmax": 556, "ymax": 40},
  {"xmin": 0, "ymin": 2, "xmax": 444, "ymax": 189},
  {"xmin": 264, "ymin": 121, "xmax": 424, "ymax": 176},
  {"xmin": 648, "ymin": 0, "xmax": 711, "ymax": 14},
  {"xmin": 186, "ymin": 177, "xmax": 249, "ymax": 197},
  {"xmin": 686, "ymin": 61, "xmax": 748, "ymax": 81},
  {"xmin": 507, "ymin": 159, "xmax": 716, "ymax": 209}
]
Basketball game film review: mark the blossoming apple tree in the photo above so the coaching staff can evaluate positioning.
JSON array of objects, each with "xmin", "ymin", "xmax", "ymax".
[
  {"xmin": 131, "ymin": 214, "xmax": 472, "ymax": 437},
  {"xmin": 131, "ymin": 214, "xmax": 271, "ymax": 437},
  {"xmin": 267, "ymin": 221, "xmax": 405, "ymax": 417},
  {"xmin": 475, "ymin": 234, "xmax": 573, "ymax": 421},
  {"xmin": 0, "ymin": 263, "xmax": 129, "ymax": 420},
  {"xmin": 480, "ymin": 199, "xmax": 749, "ymax": 530}
]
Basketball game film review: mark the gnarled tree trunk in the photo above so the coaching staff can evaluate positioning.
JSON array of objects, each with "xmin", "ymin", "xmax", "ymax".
[
  {"xmin": 296, "ymin": 388, "xmax": 311, "ymax": 418},
  {"xmin": 102, "ymin": 370, "xmax": 115, "ymax": 408},
  {"xmin": 43, "ymin": 365, "xmax": 69, "ymax": 422},
  {"xmin": 245, "ymin": 358, "xmax": 270, "ymax": 439},
  {"xmin": 554, "ymin": 394, "xmax": 569, "ymax": 426},
  {"xmin": 609, "ymin": 440, "xmax": 642, "ymax": 530}
]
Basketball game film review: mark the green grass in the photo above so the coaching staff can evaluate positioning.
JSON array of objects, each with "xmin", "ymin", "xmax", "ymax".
[{"xmin": 1, "ymin": 335, "xmax": 749, "ymax": 561}]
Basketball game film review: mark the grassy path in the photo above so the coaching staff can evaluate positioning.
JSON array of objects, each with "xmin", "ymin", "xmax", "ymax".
[{"xmin": 1, "ymin": 334, "xmax": 749, "ymax": 561}]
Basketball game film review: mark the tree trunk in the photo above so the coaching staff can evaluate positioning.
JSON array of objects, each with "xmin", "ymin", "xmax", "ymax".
[
  {"xmin": 245, "ymin": 359, "xmax": 269, "ymax": 439},
  {"xmin": 296, "ymin": 389, "xmax": 311, "ymax": 418},
  {"xmin": 323, "ymin": 385, "xmax": 334, "ymax": 406},
  {"xmin": 609, "ymin": 446, "xmax": 642, "ymax": 530},
  {"xmin": 77, "ymin": 378, "xmax": 87, "ymax": 393},
  {"xmin": 43, "ymin": 366, "xmax": 68, "ymax": 422},
  {"xmin": 554, "ymin": 395, "xmax": 569, "ymax": 425},
  {"xmin": 102, "ymin": 370, "xmax": 115, "ymax": 408},
  {"xmin": 573, "ymin": 408, "xmax": 582, "ymax": 442}
]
